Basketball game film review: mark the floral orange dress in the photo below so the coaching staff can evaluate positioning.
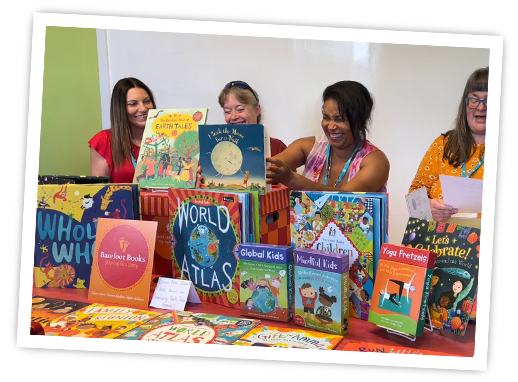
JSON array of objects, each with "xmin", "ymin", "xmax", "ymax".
[{"xmin": 409, "ymin": 134, "xmax": 484, "ymax": 199}]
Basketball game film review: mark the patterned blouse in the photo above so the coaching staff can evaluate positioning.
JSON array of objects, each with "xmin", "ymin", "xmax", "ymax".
[
  {"xmin": 409, "ymin": 134, "xmax": 484, "ymax": 199},
  {"xmin": 302, "ymin": 135, "xmax": 387, "ymax": 192}
]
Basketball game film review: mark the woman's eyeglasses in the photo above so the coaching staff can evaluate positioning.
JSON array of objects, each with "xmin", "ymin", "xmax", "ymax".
[
  {"xmin": 465, "ymin": 97, "xmax": 488, "ymax": 109},
  {"xmin": 224, "ymin": 81, "xmax": 259, "ymax": 103}
]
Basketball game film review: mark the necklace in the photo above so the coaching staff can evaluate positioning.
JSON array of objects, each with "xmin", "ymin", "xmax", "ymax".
[{"xmin": 323, "ymin": 143, "xmax": 361, "ymax": 187}]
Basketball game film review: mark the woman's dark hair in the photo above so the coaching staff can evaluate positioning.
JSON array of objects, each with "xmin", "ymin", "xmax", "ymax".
[{"xmin": 322, "ymin": 80, "xmax": 374, "ymax": 147}]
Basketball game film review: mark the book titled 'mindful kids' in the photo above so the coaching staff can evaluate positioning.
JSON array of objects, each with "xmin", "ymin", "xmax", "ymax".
[
  {"xmin": 294, "ymin": 248, "xmax": 349, "ymax": 335},
  {"xmin": 237, "ymin": 243, "xmax": 294, "ymax": 322}
]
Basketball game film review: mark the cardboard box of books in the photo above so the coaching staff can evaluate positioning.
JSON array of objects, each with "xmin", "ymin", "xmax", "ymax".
[
  {"xmin": 238, "ymin": 243, "xmax": 294, "ymax": 322},
  {"xmin": 140, "ymin": 190, "xmax": 172, "ymax": 276},
  {"xmin": 293, "ymin": 248, "xmax": 349, "ymax": 335},
  {"xmin": 259, "ymin": 185, "xmax": 290, "ymax": 245}
]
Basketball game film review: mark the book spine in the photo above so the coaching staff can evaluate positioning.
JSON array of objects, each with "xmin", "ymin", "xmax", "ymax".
[
  {"xmin": 416, "ymin": 269, "xmax": 434, "ymax": 336},
  {"xmin": 341, "ymin": 271, "xmax": 350, "ymax": 335},
  {"xmin": 287, "ymin": 261, "xmax": 294, "ymax": 322}
]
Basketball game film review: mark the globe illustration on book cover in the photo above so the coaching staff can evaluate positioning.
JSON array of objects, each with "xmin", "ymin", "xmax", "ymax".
[
  {"xmin": 188, "ymin": 225, "xmax": 219, "ymax": 267},
  {"xmin": 251, "ymin": 285, "xmax": 276, "ymax": 313}
]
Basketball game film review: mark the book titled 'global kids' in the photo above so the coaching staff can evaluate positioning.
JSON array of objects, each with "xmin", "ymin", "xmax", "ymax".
[
  {"xmin": 237, "ymin": 243, "xmax": 294, "ymax": 322},
  {"xmin": 294, "ymin": 248, "xmax": 349, "ymax": 335}
]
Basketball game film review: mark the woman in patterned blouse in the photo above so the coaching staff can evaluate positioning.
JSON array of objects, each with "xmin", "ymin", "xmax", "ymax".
[{"xmin": 408, "ymin": 67, "xmax": 488, "ymax": 222}]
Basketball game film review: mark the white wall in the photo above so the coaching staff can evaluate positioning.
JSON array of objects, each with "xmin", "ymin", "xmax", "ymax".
[{"xmin": 98, "ymin": 29, "xmax": 489, "ymax": 244}]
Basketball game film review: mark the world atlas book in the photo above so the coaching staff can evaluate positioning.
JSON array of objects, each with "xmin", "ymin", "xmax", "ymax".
[
  {"xmin": 198, "ymin": 124, "xmax": 270, "ymax": 195},
  {"xmin": 118, "ymin": 311, "xmax": 260, "ymax": 344},
  {"xmin": 368, "ymin": 243, "xmax": 437, "ymax": 337},
  {"xmin": 401, "ymin": 217, "xmax": 480, "ymax": 336},
  {"xmin": 169, "ymin": 188, "xmax": 242, "ymax": 309},
  {"xmin": 34, "ymin": 183, "xmax": 138, "ymax": 289},
  {"xmin": 133, "ymin": 108, "xmax": 207, "ymax": 188}
]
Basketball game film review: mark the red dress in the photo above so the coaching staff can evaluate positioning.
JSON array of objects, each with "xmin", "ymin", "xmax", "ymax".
[
  {"xmin": 88, "ymin": 129, "xmax": 140, "ymax": 183},
  {"xmin": 270, "ymin": 137, "xmax": 287, "ymax": 157}
]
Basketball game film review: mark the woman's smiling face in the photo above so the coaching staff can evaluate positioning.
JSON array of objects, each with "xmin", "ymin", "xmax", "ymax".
[
  {"xmin": 126, "ymin": 87, "xmax": 154, "ymax": 130},
  {"xmin": 466, "ymin": 90, "xmax": 487, "ymax": 142},
  {"xmin": 223, "ymin": 93, "xmax": 260, "ymax": 125},
  {"xmin": 321, "ymin": 99, "xmax": 354, "ymax": 150}
]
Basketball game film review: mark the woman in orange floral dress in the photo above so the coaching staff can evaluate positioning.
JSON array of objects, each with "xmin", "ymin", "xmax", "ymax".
[{"xmin": 409, "ymin": 67, "xmax": 488, "ymax": 222}]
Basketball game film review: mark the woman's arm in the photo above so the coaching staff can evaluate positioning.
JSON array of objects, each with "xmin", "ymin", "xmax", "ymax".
[{"xmin": 90, "ymin": 147, "xmax": 111, "ymax": 180}]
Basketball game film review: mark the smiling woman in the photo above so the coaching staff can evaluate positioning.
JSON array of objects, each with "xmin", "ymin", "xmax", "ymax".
[
  {"xmin": 89, "ymin": 77, "xmax": 157, "ymax": 183},
  {"xmin": 408, "ymin": 67, "xmax": 488, "ymax": 222},
  {"xmin": 266, "ymin": 80, "xmax": 390, "ymax": 192}
]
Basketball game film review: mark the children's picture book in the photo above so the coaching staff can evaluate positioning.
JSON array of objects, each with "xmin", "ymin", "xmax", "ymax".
[
  {"xmin": 169, "ymin": 188, "xmax": 242, "ymax": 309},
  {"xmin": 31, "ymin": 295, "xmax": 90, "ymax": 327},
  {"xmin": 44, "ymin": 303, "xmax": 162, "ymax": 338},
  {"xmin": 340, "ymin": 341, "xmax": 466, "ymax": 356},
  {"xmin": 401, "ymin": 218, "xmax": 480, "ymax": 335},
  {"xmin": 293, "ymin": 248, "xmax": 349, "ymax": 335},
  {"xmin": 368, "ymin": 244, "xmax": 437, "ymax": 337},
  {"xmin": 237, "ymin": 243, "xmax": 294, "ymax": 322},
  {"xmin": 34, "ymin": 184, "xmax": 138, "ymax": 289},
  {"xmin": 118, "ymin": 311, "xmax": 260, "ymax": 345},
  {"xmin": 133, "ymin": 108, "xmax": 208, "ymax": 188},
  {"xmin": 198, "ymin": 124, "xmax": 269, "ymax": 195},
  {"xmin": 88, "ymin": 218, "xmax": 157, "ymax": 308},
  {"xmin": 290, "ymin": 191, "xmax": 388, "ymax": 320},
  {"xmin": 233, "ymin": 326, "xmax": 343, "ymax": 349}
]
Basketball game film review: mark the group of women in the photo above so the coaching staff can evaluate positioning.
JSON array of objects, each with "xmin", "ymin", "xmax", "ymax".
[{"xmin": 89, "ymin": 67, "xmax": 488, "ymax": 223}]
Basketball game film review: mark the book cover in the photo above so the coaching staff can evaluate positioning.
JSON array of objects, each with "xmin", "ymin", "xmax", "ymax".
[
  {"xmin": 237, "ymin": 243, "xmax": 294, "ymax": 322},
  {"xmin": 169, "ymin": 188, "xmax": 242, "ymax": 308},
  {"xmin": 233, "ymin": 326, "xmax": 343, "ymax": 349},
  {"xmin": 199, "ymin": 124, "xmax": 268, "ymax": 195},
  {"xmin": 133, "ymin": 108, "xmax": 207, "ymax": 188},
  {"xmin": 290, "ymin": 191, "xmax": 387, "ymax": 320},
  {"xmin": 44, "ymin": 303, "xmax": 161, "ymax": 338},
  {"xmin": 31, "ymin": 296, "xmax": 90, "ymax": 327},
  {"xmin": 340, "ymin": 341, "xmax": 466, "ymax": 356},
  {"xmin": 34, "ymin": 184, "xmax": 137, "ymax": 289},
  {"xmin": 118, "ymin": 311, "xmax": 260, "ymax": 344},
  {"xmin": 293, "ymin": 248, "xmax": 349, "ymax": 335},
  {"xmin": 401, "ymin": 218, "xmax": 480, "ymax": 335},
  {"xmin": 88, "ymin": 218, "xmax": 157, "ymax": 308},
  {"xmin": 368, "ymin": 244, "xmax": 437, "ymax": 337}
]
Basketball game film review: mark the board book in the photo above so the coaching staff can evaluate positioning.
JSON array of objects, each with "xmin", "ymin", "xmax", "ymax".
[
  {"xmin": 31, "ymin": 295, "xmax": 90, "ymax": 327},
  {"xmin": 237, "ymin": 243, "xmax": 294, "ymax": 322},
  {"xmin": 293, "ymin": 248, "xmax": 349, "ymax": 335},
  {"xmin": 34, "ymin": 183, "xmax": 139, "ymax": 289},
  {"xmin": 233, "ymin": 326, "xmax": 343, "ymax": 349},
  {"xmin": 169, "ymin": 188, "xmax": 242, "ymax": 309},
  {"xmin": 290, "ymin": 191, "xmax": 388, "ymax": 320},
  {"xmin": 368, "ymin": 243, "xmax": 437, "ymax": 337},
  {"xmin": 401, "ymin": 218, "xmax": 480, "ymax": 335},
  {"xmin": 44, "ymin": 303, "xmax": 161, "ymax": 338},
  {"xmin": 133, "ymin": 108, "xmax": 207, "ymax": 188},
  {"xmin": 118, "ymin": 311, "xmax": 260, "ymax": 344},
  {"xmin": 199, "ymin": 124, "xmax": 270, "ymax": 195}
]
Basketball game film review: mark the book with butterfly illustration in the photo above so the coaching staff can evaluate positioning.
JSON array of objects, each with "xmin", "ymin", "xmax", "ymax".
[
  {"xmin": 198, "ymin": 124, "xmax": 270, "ymax": 195},
  {"xmin": 133, "ymin": 108, "xmax": 208, "ymax": 188},
  {"xmin": 118, "ymin": 311, "xmax": 260, "ymax": 344},
  {"xmin": 401, "ymin": 217, "xmax": 480, "ymax": 335},
  {"xmin": 34, "ymin": 183, "xmax": 139, "ymax": 289}
]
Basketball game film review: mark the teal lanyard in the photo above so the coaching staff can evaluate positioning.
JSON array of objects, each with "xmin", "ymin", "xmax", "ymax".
[
  {"xmin": 323, "ymin": 143, "xmax": 361, "ymax": 187},
  {"xmin": 462, "ymin": 157, "xmax": 484, "ymax": 178},
  {"xmin": 131, "ymin": 155, "xmax": 137, "ymax": 169}
]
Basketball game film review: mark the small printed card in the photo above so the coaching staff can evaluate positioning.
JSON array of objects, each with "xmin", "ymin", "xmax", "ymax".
[
  {"xmin": 405, "ymin": 187, "xmax": 433, "ymax": 221},
  {"xmin": 150, "ymin": 277, "xmax": 201, "ymax": 310}
]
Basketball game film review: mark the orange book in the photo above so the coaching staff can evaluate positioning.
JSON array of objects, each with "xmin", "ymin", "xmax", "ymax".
[
  {"xmin": 341, "ymin": 340, "xmax": 466, "ymax": 356},
  {"xmin": 88, "ymin": 218, "xmax": 157, "ymax": 308}
]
